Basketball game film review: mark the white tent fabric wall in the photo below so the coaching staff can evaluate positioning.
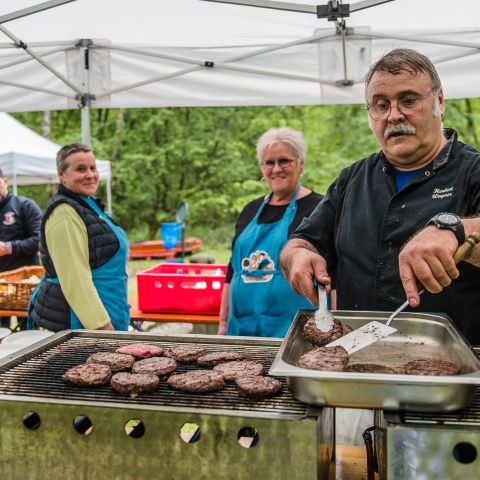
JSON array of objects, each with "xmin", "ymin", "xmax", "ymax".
[
  {"xmin": 0, "ymin": 112, "xmax": 112, "ymax": 212},
  {"xmin": 0, "ymin": 0, "xmax": 479, "ymax": 115}
]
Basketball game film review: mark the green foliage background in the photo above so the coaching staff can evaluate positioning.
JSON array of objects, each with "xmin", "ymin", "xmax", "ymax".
[{"xmin": 12, "ymin": 99, "xmax": 480, "ymax": 250}]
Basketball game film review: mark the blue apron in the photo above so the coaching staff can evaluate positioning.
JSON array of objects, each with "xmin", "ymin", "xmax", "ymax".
[
  {"xmin": 227, "ymin": 187, "xmax": 311, "ymax": 337},
  {"xmin": 28, "ymin": 196, "xmax": 130, "ymax": 330}
]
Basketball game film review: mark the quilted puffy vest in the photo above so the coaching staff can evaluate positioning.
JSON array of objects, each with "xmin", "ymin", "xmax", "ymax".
[{"xmin": 30, "ymin": 192, "xmax": 119, "ymax": 331}]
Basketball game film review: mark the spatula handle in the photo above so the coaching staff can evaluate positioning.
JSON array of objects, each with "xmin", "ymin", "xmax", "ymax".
[{"xmin": 454, "ymin": 233, "xmax": 480, "ymax": 264}]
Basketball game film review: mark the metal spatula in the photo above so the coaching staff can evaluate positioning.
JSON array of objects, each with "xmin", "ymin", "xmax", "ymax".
[{"xmin": 327, "ymin": 233, "xmax": 480, "ymax": 355}]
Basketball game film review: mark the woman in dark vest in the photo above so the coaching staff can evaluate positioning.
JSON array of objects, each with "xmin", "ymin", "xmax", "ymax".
[{"xmin": 29, "ymin": 144, "xmax": 130, "ymax": 331}]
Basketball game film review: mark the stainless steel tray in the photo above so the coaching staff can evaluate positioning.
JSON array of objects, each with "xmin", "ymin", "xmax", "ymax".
[{"xmin": 269, "ymin": 310, "xmax": 480, "ymax": 412}]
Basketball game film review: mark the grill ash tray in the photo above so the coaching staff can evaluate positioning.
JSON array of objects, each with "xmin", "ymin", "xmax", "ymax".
[
  {"xmin": 0, "ymin": 330, "xmax": 307, "ymax": 418},
  {"xmin": 269, "ymin": 310, "xmax": 480, "ymax": 412}
]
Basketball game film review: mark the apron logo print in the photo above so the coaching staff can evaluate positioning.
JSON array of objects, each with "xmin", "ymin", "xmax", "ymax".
[
  {"xmin": 2, "ymin": 211, "xmax": 15, "ymax": 225},
  {"xmin": 241, "ymin": 250, "xmax": 275, "ymax": 283}
]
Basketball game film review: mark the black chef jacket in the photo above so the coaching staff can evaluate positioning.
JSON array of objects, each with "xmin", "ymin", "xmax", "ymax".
[{"xmin": 292, "ymin": 129, "xmax": 480, "ymax": 345}]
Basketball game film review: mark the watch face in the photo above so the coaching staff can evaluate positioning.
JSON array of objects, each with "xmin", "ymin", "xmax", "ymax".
[{"xmin": 437, "ymin": 213, "xmax": 460, "ymax": 226}]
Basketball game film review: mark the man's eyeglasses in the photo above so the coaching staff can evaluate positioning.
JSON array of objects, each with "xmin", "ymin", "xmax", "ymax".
[
  {"xmin": 261, "ymin": 158, "xmax": 295, "ymax": 169},
  {"xmin": 366, "ymin": 88, "xmax": 436, "ymax": 120}
]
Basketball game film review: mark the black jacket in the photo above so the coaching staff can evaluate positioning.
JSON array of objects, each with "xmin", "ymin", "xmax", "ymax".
[
  {"xmin": 293, "ymin": 129, "xmax": 480, "ymax": 344},
  {"xmin": 0, "ymin": 193, "xmax": 41, "ymax": 271}
]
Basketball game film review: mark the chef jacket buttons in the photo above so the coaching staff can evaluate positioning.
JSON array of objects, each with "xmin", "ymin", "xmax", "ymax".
[
  {"xmin": 425, "ymin": 170, "xmax": 431, "ymax": 176},
  {"xmin": 382, "ymin": 166, "xmax": 387, "ymax": 173}
]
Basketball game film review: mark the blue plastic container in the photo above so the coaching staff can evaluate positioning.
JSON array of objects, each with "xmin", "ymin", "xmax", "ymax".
[{"xmin": 161, "ymin": 222, "xmax": 182, "ymax": 249}]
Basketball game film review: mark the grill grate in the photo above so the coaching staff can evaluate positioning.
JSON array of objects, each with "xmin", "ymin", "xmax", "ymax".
[
  {"xmin": 0, "ymin": 334, "xmax": 308, "ymax": 418},
  {"xmin": 401, "ymin": 347, "xmax": 480, "ymax": 427}
]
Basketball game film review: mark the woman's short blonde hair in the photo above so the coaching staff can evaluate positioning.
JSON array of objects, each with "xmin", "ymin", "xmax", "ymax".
[
  {"xmin": 256, "ymin": 127, "xmax": 307, "ymax": 165},
  {"xmin": 56, "ymin": 143, "xmax": 92, "ymax": 173}
]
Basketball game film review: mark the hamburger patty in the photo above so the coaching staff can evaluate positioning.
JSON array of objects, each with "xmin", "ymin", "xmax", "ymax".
[
  {"xmin": 110, "ymin": 372, "xmax": 160, "ymax": 394},
  {"xmin": 86, "ymin": 352, "xmax": 135, "ymax": 372},
  {"xmin": 197, "ymin": 351, "xmax": 246, "ymax": 368},
  {"xmin": 346, "ymin": 363, "xmax": 405, "ymax": 374},
  {"xmin": 303, "ymin": 319, "xmax": 353, "ymax": 347},
  {"xmin": 297, "ymin": 346, "xmax": 349, "ymax": 371},
  {"xmin": 236, "ymin": 375, "xmax": 282, "ymax": 400},
  {"xmin": 404, "ymin": 359, "xmax": 460, "ymax": 376},
  {"xmin": 167, "ymin": 370, "xmax": 225, "ymax": 393},
  {"xmin": 132, "ymin": 357, "xmax": 177, "ymax": 377},
  {"xmin": 165, "ymin": 345, "xmax": 207, "ymax": 362},
  {"xmin": 213, "ymin": 360, "xmax": 264, "ymax": 381},
  {"xmin": 116, "ymin": 343, "xmax": 164, "ymax": 358},
  {"xmin": 62, "ymin": 363, "xmax": 112, "ymax": 386}
]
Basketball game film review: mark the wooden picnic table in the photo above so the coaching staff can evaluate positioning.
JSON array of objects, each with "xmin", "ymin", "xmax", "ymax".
[{"xmin": 129, "ymin": 296, "xmax": 219, "ymax": 325}]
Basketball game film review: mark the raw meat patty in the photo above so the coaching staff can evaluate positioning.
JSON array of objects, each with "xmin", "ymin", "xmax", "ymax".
[
  {"xmin": 404, "ymin": 359, "xmax": 460, "ymax": 376},
  {"xmin": 116, "ymin": 343, "xmax": 164, "ymax": 358},
  {"xmin": 213, "ymin": 360, "xmax": 264, "ymax": 381},
  {"xmin": 197, "ymin": 351, "xmax": 246, "ymax": 368},
  {"xmin": 110, "ymin": 372, "xmax": 160, "ymax": 394},
  {"xmin": 167, "ymin": 370, "xmax": 225, "ymax": 393},
  {"xmin": 236, "ymin": 375, "xmax": 282, "ymax": 400},
  {"xmin": 303, "ymin": 319, "xmax": 353, "ymax": 346},
  {"xmin": 62, "ymin": 363, "xmax": 112, "ymax": 386},
  {"xmin": 86, "ymin": 352, "xmax": 135, "ymax": 372},
  {"xmin": 132, "ymin": 357, "xmax": 177, "ymax": 377},
  {"xmin": 297, "ymin": 346, "xmax": 349, "ymax": 371},
  {"xmin": 165, "ymin": 345, "xmax": 207, "ymax": 362}
]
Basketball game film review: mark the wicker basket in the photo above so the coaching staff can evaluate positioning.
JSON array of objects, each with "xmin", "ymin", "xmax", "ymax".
[{"xmin": 0, "ymin": 266, "xmax": 45, "ymax": 310}]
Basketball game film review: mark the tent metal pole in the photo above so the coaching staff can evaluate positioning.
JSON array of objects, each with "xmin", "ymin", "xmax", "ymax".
[
  {"xmin": 12, "ymin": 156, "xmax": 17, "ymax": 196},
  {"xmin": 106, "ymin": 177, "xmax": 112, "ymax": 216},
  {"xmin": 0, "ymin": 0, "xmax": 76, "ymax": 25},
  {"xmin": 0, "ymin": 24, "xmax": 82, "ymax": 95},
  {"xmin": 81, "ymin": 105, "xmax": 91, "ymax": 145},
  {"xmin": 96, "ymin": 30, "xmax": 335, "ymax": 99}
]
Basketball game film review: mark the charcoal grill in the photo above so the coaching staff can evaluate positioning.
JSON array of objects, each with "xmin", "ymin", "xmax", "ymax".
[
  {"xmin": 0, "ymin": 331, "xmax": 334, "ymax": 480},
  {"xmin": 373, "ymin": 347, "xmax": 480, "ymax": 479}
]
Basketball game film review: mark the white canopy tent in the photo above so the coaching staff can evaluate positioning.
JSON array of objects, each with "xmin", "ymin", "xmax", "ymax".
[
  {"xmin": 0, "ymin": 112, "xmax": 112, "ymax": 212},
  {"xmin": 0, "ymin": 0, "xmax": 479, "ymax": 142}
]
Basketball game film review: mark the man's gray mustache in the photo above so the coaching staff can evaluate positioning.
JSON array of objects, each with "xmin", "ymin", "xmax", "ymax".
[{"xmin": 384, "ymin": 123, "xmax": 416, "ymax": 138}]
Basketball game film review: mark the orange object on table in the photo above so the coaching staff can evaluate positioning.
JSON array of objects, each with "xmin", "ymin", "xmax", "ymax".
[
  {"xmin": 129, "ymin": 237, "xmax": 202, "ymax": 260},
  {"xmin": 129, "ymin": 296, "xmax": 219, "ymax": 324}
]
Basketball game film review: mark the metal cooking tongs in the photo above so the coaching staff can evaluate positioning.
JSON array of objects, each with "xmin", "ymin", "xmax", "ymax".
[{"xmin": 327, "ymin": 233, "xmax": 480, "ymax": 354}]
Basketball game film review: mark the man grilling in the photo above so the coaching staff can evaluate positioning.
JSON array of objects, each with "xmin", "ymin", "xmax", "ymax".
[{"xmin": 280, "ymin": 48, "xmax": 480, "ymax": 345}]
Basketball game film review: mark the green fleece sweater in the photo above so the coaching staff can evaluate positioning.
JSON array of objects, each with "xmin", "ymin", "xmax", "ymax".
[{"xmin": 45, "ymin": 203, "xmax": 110, "ymax": 329}]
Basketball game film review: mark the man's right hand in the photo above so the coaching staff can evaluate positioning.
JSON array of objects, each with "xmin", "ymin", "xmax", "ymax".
[{"xmin": 280, "ymin": 238, "xmax": 331, "ymax": 306}]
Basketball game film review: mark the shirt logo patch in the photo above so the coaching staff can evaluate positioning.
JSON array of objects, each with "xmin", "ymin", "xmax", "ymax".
[
  {"xmin": 2, "ymin": 211, "xmax": 15, "ymax": 225},
  {"xmin": 432, "ymin": 186, "xmax": 454, "ymax": 200},
  {"xmin": 241, "ymin": 250, "xmax": 275, "ymax": 283}
]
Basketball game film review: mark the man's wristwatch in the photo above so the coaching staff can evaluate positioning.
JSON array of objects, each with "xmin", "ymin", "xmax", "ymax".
[{"xmin": 426, "ymin": 212, "xmax": 465, "ymax": 245}]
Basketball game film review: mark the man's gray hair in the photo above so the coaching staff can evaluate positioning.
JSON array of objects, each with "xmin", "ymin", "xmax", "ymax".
[
  {"xmin": 56, "ymin": 143, "xmax": 92, "ymax": 173},
  {"xmin": 256, "ymin": 127, "xmax": 307, "ymax": 164},
  {"xmin": 365, "ymin": 48, "xmax": 442, "ymax": 92}
]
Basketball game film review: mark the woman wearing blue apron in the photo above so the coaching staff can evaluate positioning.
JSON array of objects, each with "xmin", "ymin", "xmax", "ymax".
[
  {"xmin": 29, "ymin": 143, "xmax": 130, "ymax": 332},
  {"xmin": 218, "ymin": 128, "xmax": 323, "ymax": 337}
]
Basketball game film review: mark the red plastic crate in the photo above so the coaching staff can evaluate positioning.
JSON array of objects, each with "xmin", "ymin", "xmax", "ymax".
[{"xmin": 137, "ymin": 263, "xmax": 227, "ymax": 314}]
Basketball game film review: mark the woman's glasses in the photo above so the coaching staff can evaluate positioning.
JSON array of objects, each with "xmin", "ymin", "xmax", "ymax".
[{"xmin": 261, "ymin": 157, "xmax": 295, "ymax": 169}]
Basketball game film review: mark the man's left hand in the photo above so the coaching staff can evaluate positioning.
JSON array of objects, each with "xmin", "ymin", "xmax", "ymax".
[{"xmin": 399, "ymin": 226, "xmax": 459, "ymax": 307}]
